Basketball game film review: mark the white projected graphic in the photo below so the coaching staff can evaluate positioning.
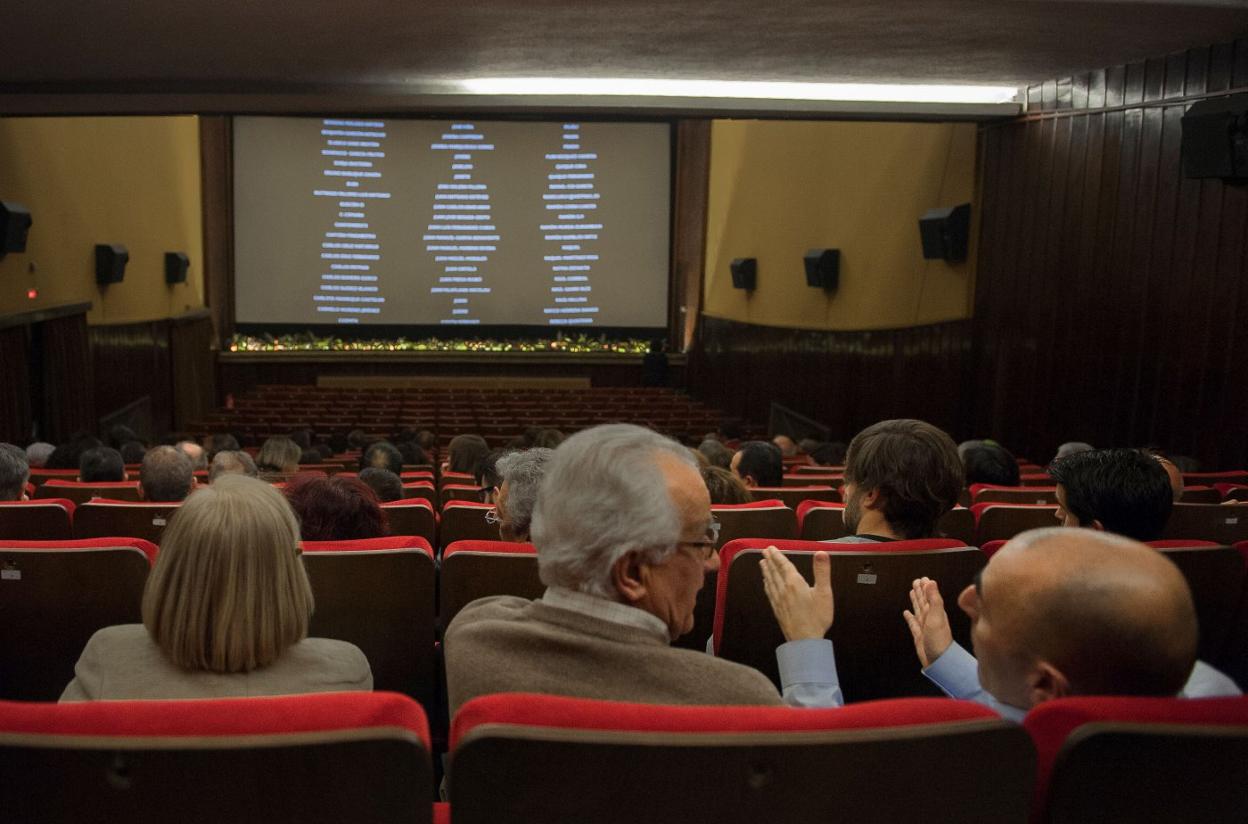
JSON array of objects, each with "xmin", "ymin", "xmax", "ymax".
[
  {"xmin": 425, "ymin": 123, "xmax": 497, "ymax": 326},
  {"xmin": 312, "ymin": 119, "xmax": 391, "ymax": 323},
  {"xmin": 233, "ymin": 118, "xmax": 670, "ymax": 329}
]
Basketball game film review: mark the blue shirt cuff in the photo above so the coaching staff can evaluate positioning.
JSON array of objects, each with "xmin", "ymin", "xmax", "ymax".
[
  {"xmin": 777, "ymin": 639, "xmax": 843, "ymax": 708},
  {"xmin": 921, "ymin": 640, "xmax": 981, "ymax": 699}
]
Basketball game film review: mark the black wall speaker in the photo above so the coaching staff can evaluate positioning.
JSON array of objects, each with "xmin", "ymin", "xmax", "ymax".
[
  {"xmin": 0, "ymin": 201, "xmax": 32, "ymax": 257},
  {"xmin": 919, "ymin": 203, "xmax": 971, "ymax": 263},
  {"xmin": 730, "ymin": 257, "xmax": 757, "ymax": 290},
  {"xmin": 94, "ymin": 244, "xmax": 129, "ymax": 285},
  {"xmin": 164, "ymin": 251, "xmax": 190, "ymax": 284},
  {"xmin": 1181, "ymin": 94, "xmax": 1248, "ymax": 179},
  {"xmin": 804, "ymin": 248, "xmax": 840, "ymax": 291}
]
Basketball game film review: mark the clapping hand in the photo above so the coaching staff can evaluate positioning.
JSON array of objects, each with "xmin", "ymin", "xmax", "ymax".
[
  {"xmin": 902, "ymin": 577, "xmax": 953, "ymax": 668},
  {"xmin": 760, "ymin": 547, "xmax": 834, "ymax": 642}
]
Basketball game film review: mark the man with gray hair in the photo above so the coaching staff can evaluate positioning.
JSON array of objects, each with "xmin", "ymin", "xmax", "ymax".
[
  {"xmin": 139, "ymin": 445, "xmax": 195, "ymax": 502},
  {"xmin": 445, "ymin": 424, "xmax": 841, "ymax": 717},
  {"xmin": 0, "ymin": 444, "xmax": 30, "ymax": 501},
  {"xmin": 491, "ymin": 448, "xmax": 554, "ymax": 542},
  {"xmin": 207, "ymin": 450, "xmax": 258, "ymax": 484},
  {"xmin": 25, "ymin": 441, "xmax": 54, "ymax": 469}
]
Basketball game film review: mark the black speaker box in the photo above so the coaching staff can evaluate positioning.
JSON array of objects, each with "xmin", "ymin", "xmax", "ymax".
[
  {"xmin": 95, "ymin": 244, "xmax": 129, "ymax": 285},
  {"xmin": 919, "ymin": 203, "xmax": 971, "ymax": 263},
  {"xmin": 730, "ymin": 257, "xmax": 757, "ymax": 291},
  {"xmin": 0, "ymin": 201, "xmax": 32, "ymax": 257},
  {"xmin": 804, "ymin": 248, "xmax": 840, "ymax": 290},
  {"xmin": 164, "ymin": 251, "xmax": 190, "ymax": 284},
  {"xmin": 1181, "ymin": 95, "xmax": 1248, "ymax": 179}
]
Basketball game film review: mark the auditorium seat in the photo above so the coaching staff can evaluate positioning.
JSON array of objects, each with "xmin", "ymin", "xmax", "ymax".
[
  {"xmin": 1147, "ymin": 542, "xmax": 1245, "ymax": 665},
  {"xmin": 1019, "ymin": 473, "xmax": 1054, "ymax": 486},
  {"xmin": 781, "ymin": 473, "xmax": 842, "ymax": 487},
  {"xmin": 36, "ymin": 480, "xmax": 142, "ymax": 504},
  {"xmin": 25, "ymin": 468, "xmax": 79, "ymax": 487},
  {"xmin": 439, "ymin": 501, "xmax": 499, "ymax": 552},
  {"xmin": 380, "ymin": 498, "xmax": 436, "ymax": 546},
  {"xmin": 971, "ymin": 503, "xmax": 1059, "ymax": 544},
  {"xmin": 939, "ymin": 507, "xmax": 976, "ymax": 544},
  {"xmin": 795, "ymin": 501, "xmax": 973, "ymax": 544},
  {"xmin": 1218, "ymin": 484, "xmax": 1248, "ymax": 502},
  {"xmin": 1163, "ymin": 503, "xmax": 1248, "ymax": 545},
  {"xmin": 0, "ymin": 537, "xmax": 156, "ymax": 700},
  {"xmin": 712, "ymin": 500, "xmax": 798, "ymax": 547},
  {"xmin": 713, "ymin": 538, "xmax": 982, "ymax": 702},
  {"xmin": 73, "ymin": 499, "xmax": 181, "ymax": 544},
  {"xmin": 1023, "ymin": 695, "xmax": 1248, "ymax": 823},
  {"xmin": 402, "ymin": 481, "xmax": 437, "ymax": 506},
  {"xmin": 971, "ymin": 484, "xmax": 1059, "ymax": 505},
  {"xmin": 439, "ymin": 540, "xmax": 543, "ymax": 628},
  {"xmin": 440, "ymin": 483, "xmax": 483, "ymax": 507},
  {"xmin": 0, "ymin": 498, "xmax": 75, "ymax": 540},
  {"xmin": 0, "ymin": 691, "xmax": 433, "ymax": 824},
  {"xmin": 301, "ymin": 536, "xmax": 437, "ymax": 710},
  {"xmin": 1183, "ymin": 471, "xmax": 1248, "ymax": 487},
  {"xmin": 791, "ymin": 464, "xmax": 843, "ymax": 474},
  {"xmin": 447, "ymin": 692, "xmax": 1033, "ymax": 824},
  {"xmin": 749, "ymin": 486, "xmax": 839, "ymax": 508},
  {"xmin": 1180, "ymin": 485, "xmax": 1223, "ymax": 504}
]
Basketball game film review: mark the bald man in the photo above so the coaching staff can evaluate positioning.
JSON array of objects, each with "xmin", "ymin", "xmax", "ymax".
[{"xmin": 903, "ymin": 528, "xmax": 1240, "ymax": 721}]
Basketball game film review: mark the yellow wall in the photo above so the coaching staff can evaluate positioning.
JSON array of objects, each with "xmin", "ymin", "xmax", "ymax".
[
  {"xmin": 703, "ymin": 120, "xmax": 977, "ymax": 330},
  {"xmin": 0, "ymin": 116, "xmax": 204, "ymax": 323}
]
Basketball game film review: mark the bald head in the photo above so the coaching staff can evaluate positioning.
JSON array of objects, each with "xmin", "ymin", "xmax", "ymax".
[{"xmin": 963, "ymin": 527, "xmax": 1197, "ymax": 707}]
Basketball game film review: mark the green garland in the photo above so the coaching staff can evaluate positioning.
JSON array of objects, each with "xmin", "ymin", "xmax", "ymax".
[{"xmin": 228, "ymin": 332, "xmax": 652, "ymax": 355}]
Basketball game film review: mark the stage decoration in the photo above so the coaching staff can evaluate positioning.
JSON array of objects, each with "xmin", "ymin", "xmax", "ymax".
[{"xmin": 228, "ymin": 333, "xmax": 652, "ymax": 355}]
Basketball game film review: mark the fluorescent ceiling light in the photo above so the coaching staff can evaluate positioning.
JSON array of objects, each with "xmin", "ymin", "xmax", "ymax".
[{"xmin": 456, "ymin": 78, "xmax": 1018, "ymax": 104}]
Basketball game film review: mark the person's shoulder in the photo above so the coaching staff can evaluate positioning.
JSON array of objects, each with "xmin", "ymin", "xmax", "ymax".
[
  {"xmin": 284, "ymin": 637, "xmax": 372, "ymax": 686},
  {"xmin": 297, "ymin": 636, "xmax": 368, "ymax": 664},
  {"xmin": 82, "ymin": 623, "xmax": 152, "ymax": 651},
  {"xmin": 662, "ymin": 645, "xmax": 781, "ymax": 696},
  {"xmin": 447, "ymin": 595, "xmax": 535, "ymax": 634}
]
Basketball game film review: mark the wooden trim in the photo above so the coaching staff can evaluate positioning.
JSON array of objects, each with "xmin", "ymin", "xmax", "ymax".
[{"xmin": 0, "ymin": 301, "xmax": 91, "ymax": 331}]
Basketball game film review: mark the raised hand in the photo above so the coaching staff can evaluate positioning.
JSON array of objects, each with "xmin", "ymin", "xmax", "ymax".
[
  {"xmin": 760, "ymin": 547, "xmax": 834, "ymax": 642},
  {"xmin": 902, "ymin": 577, "xmax": 953, "ymax": 668}
]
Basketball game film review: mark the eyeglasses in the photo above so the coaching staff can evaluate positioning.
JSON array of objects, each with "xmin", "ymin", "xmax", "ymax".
[
  {"xmin": 485, "ymin": 507, "xmax": 501, "ymax": 525},
  {"xmin": 677, "ymin": 517, "xmax": 721, "ymax": 560}
]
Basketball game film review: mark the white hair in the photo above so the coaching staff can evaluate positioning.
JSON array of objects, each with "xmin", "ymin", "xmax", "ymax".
[
  {"xmin": 1055, "ymin": 441, "xmax": 1094, "ymax": 460},
  {"xmin": 496, "ymin": 447, "xmax": 554, "ymax": 539},
  {"xmin": 530, "ymin": 424, "xmax": 695, "ymax": 597}
]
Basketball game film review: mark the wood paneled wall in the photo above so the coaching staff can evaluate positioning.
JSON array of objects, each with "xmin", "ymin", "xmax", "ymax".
[{"xmin": 973, "ymin": 39, "xmax": 1248, "ymax": 468}]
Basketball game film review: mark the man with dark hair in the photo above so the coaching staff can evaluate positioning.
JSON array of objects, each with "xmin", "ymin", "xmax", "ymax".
[
  {"xmin": 961, "ymin": 442, "xmax": 1020, "ymax": 487},
  {"xmin": 119, "ymin": 441, "xmax": 147, "ymax": 465},
  {"xmin": 78, "ymin": 446, "xmax": 127, "ymax": 482},
  {"xmin": 1048, "ymin": 448, "xmax": 1173, "ymax": 541},
  {"xmin": 835, "ymin": 419, "xmax": 964, "ymax": 542},
  {"xmin": 107, "ymin": 424, "xmax": 140, "ymax": 449},
  {"xmin": 46, "ymin": 434, "xmax": 103, "ymax": 470},
  {"xmin": 474, "ymin": 448, "xmax": 515, "ymax": 504},
  {"xmin": 139, "ymin": 445, "xmax": 195, "ymax": 502},
  {"xmin": 0, "ymin": 444, "xmax": 30, "ymax": 501},
  {"xmin": 208, "ymin": 450, "xmax": 257, "ymax": 483},
  {"xmin": 359, "ymin": 467, "xmax": 405, "ymax": 502},
  {"xmin": 396, "ymin": 441, "xmax": 429, "ymax": 468},
  {"xmin": 361, "ymin": 441, "xmax": 404, "ymax": 476},
  {"xmin": 447, "ymin": 434, "xmax": 490, "ymax": 474},
  {"xmin": 810, "ymin": 441, "xmax": 847, "ymax": 467},
  {"xmin": 730, "ymin": 441, "xmax": 783, "ymax": 488}
]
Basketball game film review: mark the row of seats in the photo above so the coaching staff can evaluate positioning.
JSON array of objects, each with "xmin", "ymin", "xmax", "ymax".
[{"xmin": 2, "ymin": 689, "xmax": 1245, "ymax": 822}]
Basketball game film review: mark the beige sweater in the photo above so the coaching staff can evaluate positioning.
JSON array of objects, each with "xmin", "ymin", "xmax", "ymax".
[{"xmin": 445, "ymin": 596, "xmax": 782, "ymax": 718}]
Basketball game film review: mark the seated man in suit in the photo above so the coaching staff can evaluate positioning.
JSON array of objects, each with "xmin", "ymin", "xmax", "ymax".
[
  {"xmin": 445, "ymin": 424, "xmax": 840, "ymax": 717},
  {"xmin": 901, "ymin": 527, "xmax": 1240, "ymax": 721}
]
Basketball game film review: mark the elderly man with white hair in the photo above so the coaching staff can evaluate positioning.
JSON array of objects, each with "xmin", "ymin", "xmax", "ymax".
[
  {"xmin": 490, "ymin": 448, "xmax": 554, "ymax": 543},
  {"xmin": 444, "ymin": 424, "xmax": 842, "ymax": 717}
]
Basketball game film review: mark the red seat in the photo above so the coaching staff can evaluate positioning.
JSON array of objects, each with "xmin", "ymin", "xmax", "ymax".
[
  {"xmin": 439, "ymin": 501, "xmax": 499, "ymax": 552},
  {"xmin": 1163, "ymin": 503, "xmax": 1248, "ymax": 545},
  {"xmin": 0, "ymin": 691, "xmax": 433, "ymax": 824},
  {"xmin": 401, "ymin": 481, "xmax": 437, "ymax": 506},
  {"xmin": 380, "ymin": 498, "xmax": 436, "ymax": 546},
  {"xmin": 0, "ymin": 498, "xmax": 75, "ymax": 540},
  {"xmin": 1145, "ymin": 542, "xmax": 1245, "ymax": 666},
  {"xmin": 439, "ymin": 540, "xmax": 542, "ymax": 628},
  {"xmin": 1180, "ymin": 485, "xmax": 1223, "ymax": 504},
  {"xmin": 36, "ymin": 480, "xmax": 142, "ymax": 505},
  {"xmin": 1217, "ymin": 484, "xmax": 1248, "ymax": 502},
  {"xmin": 448, "ymin": 692, "xmax": 1033, "ymax": 824},
  {"xmin": 440, "ymin": 483, "xmax": 484, "ymax": 507},
  {"xmin": 0, "ymin": 538, "xmax": 156, "ymax": 700},
  {"xmin": 1024, "ymin": 695, "xmax": 1248, "ymax": 823},
  {"xmin": 749, "ymin": 486, "xmax": 839, "ymax": 508},
  {"xmin": 971, "ymin": 503, "xmax": 1059, "ymax": 544},
  {"xmin": 712, "ymin": 538, "xmax": 980, "ymax": 702},
  {"xmin": 795, "ymin": 501, "xmax": 973, "ymax": 544},
  {"xmin": 73, "ymin": 499, "xmax": 182, "ymax": 544},
  {"xmin": 971, "ymin": 484, "xmax": 1059, "ymax": 505},
  {"xmin": 301, "ymin": 537, "xmax": 436, "ymax": 710}
]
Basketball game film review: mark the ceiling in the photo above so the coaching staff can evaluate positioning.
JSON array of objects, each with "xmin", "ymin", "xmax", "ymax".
[{"xmin": 2, "ymin": 0, "xmax": 1247, "ymax": 114}]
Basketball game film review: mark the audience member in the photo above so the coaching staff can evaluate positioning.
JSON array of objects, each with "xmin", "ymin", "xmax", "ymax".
[
  {"xmin": 208, "ymin": 450, "xmax": 258, "ymax": 483},
  {"xmin": 1053, "ymin": 441, "xmax": 1094, "ymax": 462},
  {"xmin": 25, "ymin": 441, "xmax": 54, "ymax": 468},
  {"xmin": 78, "ymin": 446, "xmax": 126, "ymax": 482},
  {"xmin": 0, "ymin": 445, "xmax": 30, "ymax": 501},
  {"xmin": 532, "ymin": 428, "xmax": 566, "ymax": 450},
  {"xmin": 60, "ymin": 475, "xmax": 371, "ymax": 700},
  {"xmin": 474, "ymin": 448, "xmax": 515, "ymax": 504},
  {"xmin": 1149, "ymin": 451, "xmax": 1184, "ymax": 502},
  {"xmin": 175, "ymin": 440, "xmax": 207, "ymax": 471},
  {"xmin": 447, "ymin": 434, "xmax": 490, "ymax": 474},
  {"xmin": 901, "ymin": 527, "xmax": 1240, "ymax": 721},
  {"xmin": 119, "ymin": 440, "xmax": 147, "ymax": 465},
  {"xmin": 290, "ymin": 428, "xmax": 313, "ymax": 450},
  {"xmin": 833, "ymin": 419, "xmax": 963, "ymax": 542},
  {"xmin": 416, "ymin": 429, "xmax": 438, "ymax": 453},
  {"xmin": 256, "ymin": 436, "xmax": 302, "ymax": 475},
  {"xmin": 327, "ymin": 431, "xmax": 350, "ymax": 455},
  {"xmin": 139, "ymin": 445, "xmax": 195, "ymax": 502},
  {"xmin": 445, "ymin": 424, "xmax": 840, "ymax": 717},
  {"xmin": 46, "ymin": 434, "xmax": 102, "ymax": 470},
  {"xmin": 730, "ymin": 441, "xmax": 783, "ymax": 488},
  {"xmin": 361, "ymin": 441, "xmax": 404, "ymax": 475},
  {"xmin": 205, "ymin": 432, "xmax": 241, "ymax": 461},
  {"xmin": 313, "ymin": 442, "xmax": 334, "ymax": 461},
  {"xmin": 396, "ymin": 440, "xmax": 429, "ymax": 468},
  {"xmin": 809, "ymin": 441, "xmax": 848, "ymax": 467},
  {"xmin": 284, "ymin": 474, "xmax": 387, "ymax": 542},
  {"xmin": 798, "ymin": 437, "xmax": 821, "ymax": 455},
  {"xmin": 772, "ymin": 434, "xmax": 798, "ymax": 457},
  {"xmin": 491, "ymin": 448, "xmax": 554, "ymax": 542},
  {"xmin": 702, "ymin": 465, "xmax": 752, "ymax": 505},
  {"xmin": 107, "ymin": 424, "xmax": 141, "ymax": 449},
  {"xmin": 1048, "ymin": 447, "xmax": 1172, "ymax": 541},
  {"xmin": 697, "ymin": 438, "xmax": 733, "ymax": 469},
  {"xmin": 299, "ymin": 447, "xmax": 324, "ymax": 465},
  {"xmin": 962, "ymin": 441, "xmax": 1021, "ymax": 487},
  {"xmin": 358, "ymin": 467, "xmax": 404, "ymax": 502},
  {"xmin": 347, "ymin": 429, "xmax": 370, "ymax": 450}
]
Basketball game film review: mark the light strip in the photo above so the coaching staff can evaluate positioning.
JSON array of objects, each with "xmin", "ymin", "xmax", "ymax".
[{"xmin": 456, "ymin": 78, "xmax": 1018, "ymax": 104}]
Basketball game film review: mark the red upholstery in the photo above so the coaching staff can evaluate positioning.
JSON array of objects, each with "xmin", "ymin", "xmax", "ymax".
[
  {"xmin": 1146, "ymin": 539, "xmax": 1222, "ymax": 549},
  {"xmin": 1019, "ymin": 473, "xmax": 1054, "ymax": 485},
  {"xmin": 432, "ymin": 802, "xmax": 450, "ymax": 824},
  {"xmin": 451, "ymin": 692, "xmax": 999, "ymax": 751},
  {"xmin": 443, "ymin": 540, "xmax": 537, "ymax": 558},
  {"xmin": 442, "ymin": 500, "xmax": 493, "ymax": 513},
  {"xmin": 712, "ymin": 499, "xmax": 787, "ymax": 510},
  {"xmin": 0, "ymin": 536, "xmax": 159, "ymax": 566},
  {"xmin": 302, "ymin": 535, "xmax": 434, "ymax": 558},
  {"xmin": 795, "ymin": 498, "xmax": 841, "ymax": 531},
  {"xmin": 0, "ymin": 690, "xmax": 429, "ymax": 747},
  {"xmin": 981, "ymin": 539, "xmax": 1007, "ymax": 557},
  {"xmin": 969, "ymin": 483, "xmax": 1056, "ymax": 498},
  {"xmin": 42, "ymin": 480, "xmax": 139, "ymax": 490},
  {"xmin": 441, "ymin": 472, "xmax": 475, "ymax": 483},
  {"xmin": 381, "ymin": 498, "xmax": 435, "ymax": 512},
  {"xmin": 970, "ymin": 502, "xmax": 1057, "ymax": 525},
  {"xmin": 1236, "ymin": 541, "xmax": 1248, "ymax": 566},
  {"xmin": 1216, "ymin": 483, "xmax": 1248, "ymax": 500}
]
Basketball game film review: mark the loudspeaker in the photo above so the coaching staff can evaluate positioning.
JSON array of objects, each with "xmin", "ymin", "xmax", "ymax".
[
  {"xmin": 1181, "ymin": 95, "xmax": 1248, "ymax": 179},
  {"xmin": 919, "ymin": 203, "xmax": 971, "ymax": 263},
  {"xmin": 164, "ymin": 251, "xmax": 190, "ymax": 284},
  {"xmin": 804, "ymin": 248, "xmax": 840, "ymax": 291},
  {"xmin": 94, "ymin": 244, "xmax": 129, "ymax": 285},
  {"xmin": 0, "ymin": 201, "xmax": 32, "ymax": 257},
  {"xmin": 730, "ymin": 257, "xmax": 757, "ymax": 291}
]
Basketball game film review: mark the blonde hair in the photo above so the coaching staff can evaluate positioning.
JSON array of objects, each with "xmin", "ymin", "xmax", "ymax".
[{"xmin": 142, "ymin": 474, "xmax": 314, "ymax": 673}]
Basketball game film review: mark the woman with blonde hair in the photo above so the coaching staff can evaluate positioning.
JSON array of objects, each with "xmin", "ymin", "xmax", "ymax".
[{"xmin": 61, "ymin": 475, "xmax": 371, "ymax": 700}]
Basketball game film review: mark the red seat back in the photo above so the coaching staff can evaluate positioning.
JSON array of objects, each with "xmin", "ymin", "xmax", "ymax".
[
  {"xmin": 439, "ymin": 540, "xmax": 542, "ymax": 628},
  {"xmin": 0, "ymin": 498, "xmax": 75, "ymax": 540}
]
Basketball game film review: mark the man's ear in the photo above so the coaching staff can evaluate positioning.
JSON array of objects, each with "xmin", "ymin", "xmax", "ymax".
[
  {"xmin": 742, "ymin": 474, "xmax": 758, "ymax": 489},
  {"xmin": 1026, "ymin": 660, "xmax": 1072, "ymax": 707},
  {"xmin": 860, "ymin": 487, "xmax": 883, "ymax": 511},
  {"xmin": 611, "ymin": 552, "xmax": 649, "ymax": 605}
]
